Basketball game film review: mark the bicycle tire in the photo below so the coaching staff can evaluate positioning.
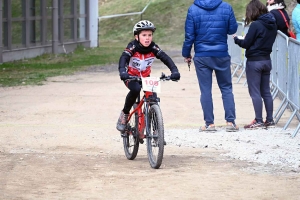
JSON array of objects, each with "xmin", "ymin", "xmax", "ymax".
[
  {"xmin": 123, "ymin": 103, "xmax": 139, "ymax": 160},
  {"xmin": 146, "ymin": 104, "xmax": 164, "ymax": 169}
]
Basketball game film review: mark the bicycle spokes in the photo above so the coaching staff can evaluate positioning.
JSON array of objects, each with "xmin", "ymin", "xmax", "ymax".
[
  {"xmin": 122, "ymin": 104, "xmax": 139, "ymax": 160},
  {"xmin": 147, "ymin": 105, "xmax": 164, "ymax": 169}
]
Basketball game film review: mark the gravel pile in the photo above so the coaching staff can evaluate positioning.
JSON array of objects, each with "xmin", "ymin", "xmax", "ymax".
[{"xmin": 165, "ymin": 127, "xmax": 300, "ymax": 171}]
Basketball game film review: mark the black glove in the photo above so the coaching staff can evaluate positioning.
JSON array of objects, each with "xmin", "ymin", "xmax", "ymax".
[
  {"xmin": 170, "ymin": 71, "xmax": 180, "ymax": 81},
  {"xmin": 120, "ymin": 72, "xmax": 130, "ymax": 81}
]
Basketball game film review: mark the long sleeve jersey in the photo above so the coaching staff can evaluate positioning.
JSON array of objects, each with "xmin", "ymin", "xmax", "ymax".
[{"xmin": 119, "ymin": 40, "xmax": 178, "ymax": 77}]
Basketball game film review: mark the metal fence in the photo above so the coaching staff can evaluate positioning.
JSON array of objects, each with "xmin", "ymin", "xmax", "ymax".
[
  {"xmin": 228, "ymin": 22, "xmax": 300, "ymax": 137},
  {"xmin": 229, "ymin": 21, "xmax": 247, "ymax": 84},
  {"xmin": 0, "ymin": 0, "xmax": 98, "ymax": 63}
]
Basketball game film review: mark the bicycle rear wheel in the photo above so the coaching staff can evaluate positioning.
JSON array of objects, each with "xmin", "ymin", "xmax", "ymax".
[
  {"xmin": 123, "ymin": 104, "xmax": 139, "ymax": 160},
  {"xmin": 146, "ymin": 104, "xmax": 164, "ymax": 169}
]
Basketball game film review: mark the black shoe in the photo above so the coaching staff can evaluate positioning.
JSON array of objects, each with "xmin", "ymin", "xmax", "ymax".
[
  {"xmin": 139, "ymin": 138, "xmax": 144, "ymax": 144},
  {"xmin": 264, "ymin": 120, "xmax": 276, "ymax": 128}
]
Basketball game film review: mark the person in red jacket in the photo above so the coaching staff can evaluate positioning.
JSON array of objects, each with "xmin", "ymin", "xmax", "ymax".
[{"xmin": 116, "ymin": 20, "xmax": 180, "ymax": 132}]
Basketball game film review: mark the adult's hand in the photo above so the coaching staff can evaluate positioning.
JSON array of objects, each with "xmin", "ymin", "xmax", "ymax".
[{"xmin": 184, "ymin": 56, "xmax": 192, "ymax": 64}]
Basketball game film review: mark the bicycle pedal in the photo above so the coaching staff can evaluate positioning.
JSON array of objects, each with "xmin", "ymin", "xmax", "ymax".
[
  {"xmin": 120, "ymin": 132, "xmax": 127, "ymax": 137},
  {"xmin": 139, "ymin": 139, "xmax": 144, "ymax": 144},
  {"xmin": 121, "ymin": 133, "xmax": 126, "ymax": 137}
]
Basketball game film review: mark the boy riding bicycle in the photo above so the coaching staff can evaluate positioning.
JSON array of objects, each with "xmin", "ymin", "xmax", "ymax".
[{"xmin": 116, "ymin": 20, "xmax": 181, "ymax": 132}]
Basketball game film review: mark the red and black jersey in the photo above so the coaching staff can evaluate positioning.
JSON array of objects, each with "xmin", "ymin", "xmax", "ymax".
[
  {"xmin": 127, "ymin": 51, "xmax": 155, "ymax": 77},
  {"xmin": 118, "ymin": 40, "xmax": 178, "ymax": 77}
]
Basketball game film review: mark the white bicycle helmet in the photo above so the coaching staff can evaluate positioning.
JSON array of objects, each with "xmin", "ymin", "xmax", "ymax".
[{"xmin": 133, "ymin": 20, "xmax": 156, "ymax": 35}]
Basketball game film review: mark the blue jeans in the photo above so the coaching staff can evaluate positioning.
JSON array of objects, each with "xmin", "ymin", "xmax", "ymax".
[
  {"xmin": 194, "ymin": 56, "xmax": 236, "ymax": 125},
  {"xmin": 246, "ymin": 60, "xmax": 273, "ymax": 123}
]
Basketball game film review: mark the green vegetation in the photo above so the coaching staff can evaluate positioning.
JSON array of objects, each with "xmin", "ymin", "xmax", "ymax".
[
  {"xmin": 0, "ymin": 46, "xmax": 123, "ymax": 86},
  {"xmin": 99, "ymin": 0, "xmax": 295, "ymax": 46},
  {"xmin": 99, "ymin": 0, "xmax": 250, "ymax": 46}
]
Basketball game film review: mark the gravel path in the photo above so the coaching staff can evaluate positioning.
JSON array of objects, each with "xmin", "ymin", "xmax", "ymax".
[{"xmin": 166, "ymin": 127, "xmax": 300, "ymax": 172}]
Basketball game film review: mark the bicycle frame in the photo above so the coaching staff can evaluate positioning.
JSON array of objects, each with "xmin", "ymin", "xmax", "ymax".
[
  {"xmin": 127, "ymin": 91, "xmax": 158, "ymax": 139},
  {"xmin": 122, "ymin": 73, "xmax": 175, "ymax": 168}
]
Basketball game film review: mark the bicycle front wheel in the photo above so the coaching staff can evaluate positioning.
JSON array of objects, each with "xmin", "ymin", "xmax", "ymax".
[
  {"xmin": 123, "ymin": 104, "xmax": 139, "ymax": 160},
  {"xmin": 146, "ymin": 104, "xmax": 164, "ymax": 169}
]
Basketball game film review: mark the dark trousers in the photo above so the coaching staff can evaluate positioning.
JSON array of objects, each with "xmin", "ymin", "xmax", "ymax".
[
  {"xmin": 246, "ymin": 60, "xmax": 273, "ymax": 123},
  {"xmin": 122, "ymin": 80, "xmax": 141, "ymax": 114},
  {"xmin": 194, "ymin": 56, "xmax": 236, "ymax": 125}
]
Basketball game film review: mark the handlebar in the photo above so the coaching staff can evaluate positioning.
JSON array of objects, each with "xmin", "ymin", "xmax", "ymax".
[{"xmin": 127, "ymin": 72, "xmax": 177, "ymax": 82}]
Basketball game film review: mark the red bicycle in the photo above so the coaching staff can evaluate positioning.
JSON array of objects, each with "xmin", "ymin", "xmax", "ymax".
[{"xmin": 121, "ymin": 73, "xmax": 176, "ymax": 169}]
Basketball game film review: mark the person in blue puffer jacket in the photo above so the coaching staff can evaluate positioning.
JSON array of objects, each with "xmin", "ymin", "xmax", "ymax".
[
  {"xmin": 292, "ymin": 0, "xmax": 300, "ymax": 41},
  {"xmin": 182, "ymin": 0, "xmax": 239, "ymax": 132}
]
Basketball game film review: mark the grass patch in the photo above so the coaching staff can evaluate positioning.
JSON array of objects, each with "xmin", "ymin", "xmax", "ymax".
[
  {"xmin": 0, "ymin": 46, "xmax": 123, "ymax": 87},
  {"xmin": 98, "ymin": 0, "xmax": 250, "ymax": 47}
]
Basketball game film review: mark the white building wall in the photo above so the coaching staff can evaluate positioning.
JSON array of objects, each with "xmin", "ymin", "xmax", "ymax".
[{"xmin": 89, "ymin": 0, "xmax": 99, "ymax": 47}]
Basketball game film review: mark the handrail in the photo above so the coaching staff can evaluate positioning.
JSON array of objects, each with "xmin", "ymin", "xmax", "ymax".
[{"xmin": 98, "ymin": 0, "xmax": 152, "ymax": 20}]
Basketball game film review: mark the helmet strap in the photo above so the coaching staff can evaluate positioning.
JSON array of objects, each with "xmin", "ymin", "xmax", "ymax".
[
  {"xmin": 135, "ymin": 34, "xmax": 146, "ymax": 48},
  {"xmin": 138, "ymin": 35, "xmax": 146, "ymax": 47}
]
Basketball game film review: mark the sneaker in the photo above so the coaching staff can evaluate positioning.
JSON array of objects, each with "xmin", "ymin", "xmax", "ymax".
[
  {"xmin": 116, "ymin": 111, "xmax": 129, "ymax": 132},
  {"xmin": 199, "ymin": 124, "xmax": 216, "ymax": 132},
  {"xmin": 226, "ymin": 122, "xmax": 239, "ymax": 132},
  {"xmin": 244, "ymin": 120, "xmax": 265, "ymax": 130},
  {"xmin": 264, "ymin": 120, "xmax": 276, "ymax": 128}
]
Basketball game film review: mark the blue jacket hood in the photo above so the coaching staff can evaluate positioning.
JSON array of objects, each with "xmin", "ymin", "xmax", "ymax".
[
  {"xmin": 182, "ymin": 0, "xmax": 238, "ymax": 57},
  {"xmin": 194, "ymin": 0, "xmax": 222, "ymax": 10}
]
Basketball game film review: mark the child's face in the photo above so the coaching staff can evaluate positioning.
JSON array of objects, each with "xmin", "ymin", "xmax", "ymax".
[{"xmin": 135, "ymin": 30, "xmax": 153, "ymax": 47}]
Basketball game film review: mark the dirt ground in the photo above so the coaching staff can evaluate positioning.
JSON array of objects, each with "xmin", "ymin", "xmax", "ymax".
[{"xmin": 0, "ymin": 53, "xmax": 300, "ymax": 200}]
